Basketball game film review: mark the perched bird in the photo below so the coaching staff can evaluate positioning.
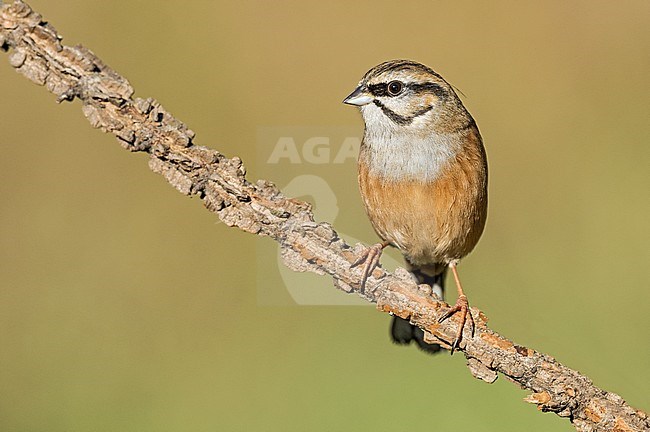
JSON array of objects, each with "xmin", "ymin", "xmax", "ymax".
[{"xmin": 343, "ymin": 60, "xmax": 488, "ymax": 353}]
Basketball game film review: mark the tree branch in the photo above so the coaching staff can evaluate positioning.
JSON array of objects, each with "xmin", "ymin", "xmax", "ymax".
[{"xmin": 1, "ymin": 1, "xmax": 647, "ymax": 431}]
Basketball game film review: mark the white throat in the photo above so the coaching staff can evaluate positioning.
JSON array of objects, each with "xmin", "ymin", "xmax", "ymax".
[{"xmin": 362, "ymin": 126, "xmax": 461, "ymax": 182}]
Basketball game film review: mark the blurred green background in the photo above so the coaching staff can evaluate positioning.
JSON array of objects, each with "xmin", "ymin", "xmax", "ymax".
[{"xmin": 1, "ymin": 1, "xmax": 648, "ymax": 431}]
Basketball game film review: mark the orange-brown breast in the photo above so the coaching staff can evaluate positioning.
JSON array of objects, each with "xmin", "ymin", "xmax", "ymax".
[{"xmin": 358, "ymin": 131, "xmax": 487, "ymax": 268}]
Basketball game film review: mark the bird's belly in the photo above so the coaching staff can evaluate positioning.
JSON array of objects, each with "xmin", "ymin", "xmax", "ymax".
[{"xmin": 359, "ymin": 163, "xmax": 486, "ymax": 266}]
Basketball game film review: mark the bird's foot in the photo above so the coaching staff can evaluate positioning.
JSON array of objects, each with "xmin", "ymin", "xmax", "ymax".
[
  {"xmin": 350, "ymin": 241, "xmax": 388, "ymax": 293},
  {"xmin": 438, "ymin": 294, "xmax": 475, "ymax": 355}
]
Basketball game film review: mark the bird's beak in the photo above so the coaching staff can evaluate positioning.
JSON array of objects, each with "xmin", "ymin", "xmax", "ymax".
[{"xmin": 343, "ymin": 85, "xmax": 373, "ymax": 106}]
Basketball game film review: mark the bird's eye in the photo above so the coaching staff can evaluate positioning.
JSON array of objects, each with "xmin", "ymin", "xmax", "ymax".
[{"xmin": 387, "ymin": 80, "xmax": 404, "ymax": 96}]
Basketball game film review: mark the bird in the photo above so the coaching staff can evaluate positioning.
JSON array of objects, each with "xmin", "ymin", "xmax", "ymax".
[{"xmin": 343, "ymin": 60, "xmax": 488, "ymax": 353}]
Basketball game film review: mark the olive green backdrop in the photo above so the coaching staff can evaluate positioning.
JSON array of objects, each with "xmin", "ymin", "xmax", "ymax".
[{"xmin": 1, "ymin": 1, "xmax": 648, "ymax": 431}]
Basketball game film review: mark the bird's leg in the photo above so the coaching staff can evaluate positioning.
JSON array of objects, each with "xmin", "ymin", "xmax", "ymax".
[
  {"xmin": 438, "ymin": 262, "xmax": 475, "ymax": 354},
  {"xmin": 350, "ymin": 240, "xmax": 390, "ymax": 293}
]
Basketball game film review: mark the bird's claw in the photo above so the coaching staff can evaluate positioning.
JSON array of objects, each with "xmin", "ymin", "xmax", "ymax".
[
  {"xmin": 438, "ymin": 294, "xmax": 475, "ymax": 355},
  {"xmin": 351, "ymin": 243, "xmax": 386, "ymax": 293}
]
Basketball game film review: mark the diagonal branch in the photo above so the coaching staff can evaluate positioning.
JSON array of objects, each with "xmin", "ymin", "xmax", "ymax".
[{"xmin": 0, "ymin": 1, "xmax": 647, "ymax": 431}]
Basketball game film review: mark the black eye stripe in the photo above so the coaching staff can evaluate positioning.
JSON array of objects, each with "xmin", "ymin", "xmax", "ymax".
[
  {"xmin": 368, "ymin": 83, "xmax": 390, "ymax": 97},
  {"xmin": 409, "ymin": 82, "xmax": 447, "ymax": 98},
  {"xmin": 367, "ymin": 81, "xmax": 447, "ymax": 98}
]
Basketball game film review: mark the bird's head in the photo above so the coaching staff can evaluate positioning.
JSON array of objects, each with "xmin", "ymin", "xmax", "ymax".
[{"xmin": 343, "ymin": 60, "xmax": 472, "ymax": 136}]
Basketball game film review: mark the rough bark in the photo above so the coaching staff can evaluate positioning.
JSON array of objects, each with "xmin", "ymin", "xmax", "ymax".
[{"xmin": 0, "ymin": 2, "xmax": 647, "ymax": 431}]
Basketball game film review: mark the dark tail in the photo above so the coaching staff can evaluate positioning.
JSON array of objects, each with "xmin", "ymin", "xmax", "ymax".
[{"xmin": 390, "ymin": 263, "xmax": 446, "ymax": 354}]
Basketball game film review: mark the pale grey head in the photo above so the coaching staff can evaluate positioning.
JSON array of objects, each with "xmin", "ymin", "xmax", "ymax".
[{"xmin": 343, "ymin": 59, "xmax": 475, "ymax": 136}]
